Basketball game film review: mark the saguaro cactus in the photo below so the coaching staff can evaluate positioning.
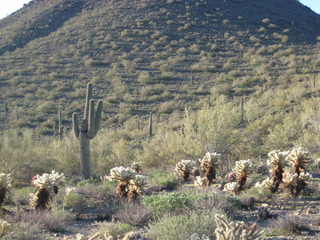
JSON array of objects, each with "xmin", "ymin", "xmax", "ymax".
[
  {"xmin": 4, "ymin": 102, "xmax": 9, "ymax": 119},
  {"xmin": 56, "ymin": 109, "xmax": 63, "ymax": 140},
  {"xmin": 72, "ymin": 83, "xmax": 103, "ymax": 180},
  {"xmin": 148, "ymin": 112, "xmax": 153, "ymax": 142}
]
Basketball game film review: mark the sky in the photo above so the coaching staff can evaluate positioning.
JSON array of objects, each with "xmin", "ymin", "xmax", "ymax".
[{"xmin": 0, "ymin": 0, "xmax": 319, "ymax": 20}]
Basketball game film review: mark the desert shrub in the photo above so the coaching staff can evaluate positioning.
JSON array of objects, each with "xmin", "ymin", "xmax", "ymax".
[
  {"xmin": 5, "ymin": 221, "xmax": 40, "ymax": 240},
  {"xmin": 0, "ymin": 129, "xmax": 59, "ymax": 183},
  {"xmin": 63, "ymin": 192, "xmax": 86, "ymax": 210},
  {"xmin": 270, "ymin": 215, "xmax": 310, "ymax": 235},
  {"xmin": 6, "ymin": 206, "xmax": 74, "ymax": 233},
  {"xmin": 138, "ymin": 71, "xmax": 151, "ymax": 84},
  {"xmin": 114, "ymin": 203, "xmax": 152, "ymax": 226},
  {"xmin": 140, "ymin": 84, "xmax": 165, "ymax": 97},
  {"xmin": 183, "ymin": 96, "xmax": 244, "ymax": 157},
  {"xmin": 94, "ymin": 221, "xmax": 136, "ymax": 238},
  {"xmin": 241, "ymin": 185, "xmax": 272, "ymax": 203},
  {"xmin": 48, "ymin": 132, "xmax": 79, "ymax": 176},
  {"xmin": 192, "ymin": 191, "xmax": 242, "ymax": 214},
  {"xmin": 148, "ymin": 172, "xmax": 178, "ymax": 188},
  {"xmin": 158, "ymin": 101, "xmax": 177, "ymax": 114},
  {"xmin": 142, "ymin": 192, "xmax": 193, "ymax": 219},
  {"xmin": 264, "ymin": 113, "xmax": 303, "ymax": 150},
  {"xmin": 84, "ymin": 59, "xmax": 100, "ymax": 67},
  {"xmin": 76, "ymin": 183, "xmax": 115, "ymax": 202},
  {"xmin": 143, "ymin": 208, "xmax": 222, "ymax": 240},
  {"xmin": 39, "ymin": 207, "xmax": 74, "ymax": 232},
  {"xmin": 138, "ymin": 129, "xmax": 189, "ymax": 168},
  {"xmin": 190, "ymin": 61, "xmax": 215, "ymax": 72},
  {"xmin": 12, "ymin": 187, "xmax": 34, "ymax": 206}
]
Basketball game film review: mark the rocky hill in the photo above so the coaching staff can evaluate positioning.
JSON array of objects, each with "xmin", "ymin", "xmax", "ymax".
[{"xmin": 0, "ymin": 0, "xmax": 319, "ymax": 133}]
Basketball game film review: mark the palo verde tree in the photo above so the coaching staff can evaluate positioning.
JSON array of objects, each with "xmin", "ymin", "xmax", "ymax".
[{"xmin": 72, "ymin": 83, "xmax": 103, "ymax": 179}]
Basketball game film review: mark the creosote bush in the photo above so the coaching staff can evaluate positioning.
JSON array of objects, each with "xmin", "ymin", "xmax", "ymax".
[
  {"xmin": 142, "ymin": 192, "xmax": 193, "ymax": 219},
  {"xmin": 270, "ymin": 215, "xmax": 310, "ymax": 234},
  {"xmin": 93, "ymin": 221, "xmax": 136, "ymax": 239},
  {"xmin": 143, "ymin": 209, "xmax": 222, "ymax": 240},
  {"xmin": 114, "ymin": 202, "xmax": 152, "ymax": 226}
]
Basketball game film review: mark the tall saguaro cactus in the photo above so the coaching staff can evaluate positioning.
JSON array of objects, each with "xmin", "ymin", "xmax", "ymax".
[
  {"xmin": 148, "ymin": 112, "xmax": 153, "ymax": 142},
  {"xmin": 58, "ymin": 109, "xmax": 63, "ymax": 140},
  {"xmin": 72, "ymin": 83, "xmax": 103, "ymax": 179}
]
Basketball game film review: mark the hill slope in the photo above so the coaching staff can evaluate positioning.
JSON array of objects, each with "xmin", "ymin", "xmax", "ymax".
[{"xmin": 0, "ymin": 0, "xmax": 319, "ymax": 134}]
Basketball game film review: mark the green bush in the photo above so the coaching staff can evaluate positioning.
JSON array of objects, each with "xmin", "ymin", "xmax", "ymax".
[
  {"xmin": 142, "ymin": 192, "xmax": 193, "ymax": 219},
  {"xmin": 5, "ymin": 222, "xmax": 40, "ymax": 239},
  {"xmin": 95, "ymin": 222, "xmax": 136, "ymax": 238},
  {"xmin": 63, "ymin": 192, "xmax": 86, "ymax": 209},
  {"xmin": 192, "ymin": 191, "xmax": 242, "ymax": 214},
  {"xmin": 148, "ymin": 172, "xmax": 178, "ymax": 188},
  {"xmin": 143, "ymin": 209, "xmax": 222, "ymax": 240}
]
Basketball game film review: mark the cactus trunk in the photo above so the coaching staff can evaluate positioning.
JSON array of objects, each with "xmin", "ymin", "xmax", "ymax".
[
  {"xmin": 148, "ymin": 112, "xmax": 153, "ymax": 142},
  {"xmin": 73, "ymin": 83, "xmax": 103, "ymax": 180},
  {"xmin": 271, "ymin": 166, "xmax": 283, "ymax": 193},
  {"xmin": 204, "ymin": 166, "xmax": 216, "ymax": 185},
  {"xmin": 0, "ymin": 188, "xmax": 6, "ymax": 206},
  {"xmin": 79, "ymin": 131, "xmax": 91, "ymax": 180}
]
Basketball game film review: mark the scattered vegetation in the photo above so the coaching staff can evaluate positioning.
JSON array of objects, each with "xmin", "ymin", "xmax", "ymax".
[{"xmin": 0, "ymin": 0, "xmax": 320, "ymax": 238}]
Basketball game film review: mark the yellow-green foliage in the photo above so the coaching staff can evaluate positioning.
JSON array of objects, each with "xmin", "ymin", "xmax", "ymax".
[{"xmin": 183, "ymin": 96, "xmax": 243, "ymax": 158}]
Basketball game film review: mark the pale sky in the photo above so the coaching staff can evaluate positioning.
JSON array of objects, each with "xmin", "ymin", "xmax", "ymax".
[{"xmin": 0, "ymin": 0, "xmax": 319, "ymax": 20}]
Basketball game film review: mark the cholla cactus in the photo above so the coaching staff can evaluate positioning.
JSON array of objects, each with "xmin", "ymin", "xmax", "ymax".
[
  {"xmin": 287, "ymin": 147, "xmax": 313, "ymax": 175},
  {"xmin": 109, "ymin": 166, "xmax": 137, "ymax": 198},
  {"xmin": 282, "ymin": 171, "xmax": 307, "ymax": 197},
  {"xmin": 30, "ymin": 171, "xmax": 65, "ymax": 210},
  {"xmin": 65, "ymin": 187, "xmax": 77, "ymax": 196},
  {"xmin": 131, "ymin": 162, "xmax": 142, "ymax": 173},
  {"xmin": 128, "ymin": 175, "xmax": 149, "ymax": 201},
  {"xmin": 282, "ymin": 172, "xmax": 298, "ymax": 186},
  {"xmin": 283, "ymin": 171, "xmax": 311, "ymax": 197},
  {"xmin": 224, "ymin": 182, "xmax": 238, "ymax": 196},
  {"xmin": 0, "ymin": 220, "xmax": 10, "ymax": 237},
  {"xmin": 215, "ymin": 214, "xmax": 243, "ymax": 240},
  {"xmin": 234, "ymin": 160, "xmax": 253, "ymax": 192},
  {"xmin": 282, "ymin": 172, "xmax": 298, "ymax": 197},
  {"xmin": 255, "ymin": 177, "xmax": 274, "ymax": 193},
  {"xmin": 174, "ymin": 160, "xmax": 196, "ymax": 181},
  {"xmin": 0, "ymin": 173, "xmax": 12, "ymax": 206},
  {"xmin": 257, "ymin": 203, "xmax": 271, "ymax": 219},
  {"xmin": 194, "ymin": 176, "xmax": 209, "ymax": 189},
  {"xmin": 298, "ymin": 172, "xmax": 311, "ymax": 182},
  {"xmin": 110, "ymin": 166, "xmax": 137, "ymax": 182},
  {"xmin": 267, "ymin": 150, "xmax": 290, "ymax": 193},
  {"xmin": 214, "ymin": 214, "xmax": 263, "ymax": 240},
  {"xmin": 199, "ymin": 152, "xmax": 221, "ymax": 185}
]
